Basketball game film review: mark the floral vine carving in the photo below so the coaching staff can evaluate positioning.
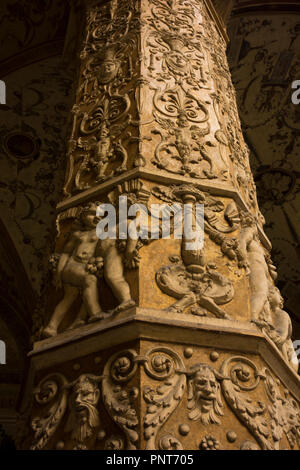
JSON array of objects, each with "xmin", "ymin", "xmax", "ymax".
[
  {"xmin": 220, "ymin": 356, "xmax": 272, "ymax": 450},
  {"xmin": 102, "ymin": 349, "xmax": 139, "ymax": 450},
  {"xmin": 143, "ymin": 347, "xmax": 186, "ymax": 450}
]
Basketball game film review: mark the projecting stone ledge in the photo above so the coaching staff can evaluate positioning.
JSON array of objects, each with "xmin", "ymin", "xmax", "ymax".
[{"xmin": 21, "ymin": 311, "xmax": 300, "ymax": 450}]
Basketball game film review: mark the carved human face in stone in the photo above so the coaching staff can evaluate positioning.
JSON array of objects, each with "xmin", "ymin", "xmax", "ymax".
[
  {"xmin": 177, "ymin": 114, "xmax": 189, "ymax": 128},
  {"xmin": 70, "ymin": 379, "xmax": 100, "ymax": 424},
  {"xmin": 65, "ymin": 375, "xmax": 101, "ymax": 443},
  {"xmin": 166, "ymin": 51, "xmax": 188, "ymax": 71},
  {"xmin": 80, "ymin": 205, "xmax": 101, "ymax": 229},
  {"xmin": 188, "ymin": 365, "xmax": 223, "ymax": 425},
  {"xmin": 193, "ymin": 368, "xmax": 218, "ymax": 404},
  {"xmin": 268, "ymin": 287, "xmax": 283, "ymax": 310},
  {"xmin": 97, "ymin": 60, "xmax": 120, "ymax": 84}
]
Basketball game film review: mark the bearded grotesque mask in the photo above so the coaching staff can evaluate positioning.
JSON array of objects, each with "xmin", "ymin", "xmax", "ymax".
[
  {"xmin": 187, "ymin": 364, "xmax": 224, "ymax": 425},
  {"xmin": 65, "ymin": 374, "xmax": 101, "ymax": 444}
]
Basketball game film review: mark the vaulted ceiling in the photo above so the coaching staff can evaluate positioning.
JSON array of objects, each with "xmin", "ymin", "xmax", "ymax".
[{"xmin": 227, "ymin": 0, "xmax": 300, "ymax": 337}]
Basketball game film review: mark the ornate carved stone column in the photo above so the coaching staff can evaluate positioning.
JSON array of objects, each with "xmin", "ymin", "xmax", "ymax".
[{"xmin": 20, "ymin": 0, "xmax": 300, "ymax": 451}]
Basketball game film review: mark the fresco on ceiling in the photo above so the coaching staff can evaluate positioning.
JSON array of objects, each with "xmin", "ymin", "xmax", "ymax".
[{"xmin": 228, "ymin": 14, "xmax": 300, "ymax": 309}]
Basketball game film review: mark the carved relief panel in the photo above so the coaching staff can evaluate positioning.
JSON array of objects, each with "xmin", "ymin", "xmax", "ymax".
[
  {"xmin": 26, "ymin": 342, "xmax": 300, "ymax": 450},
  {"xmin": 38, "ymin": 175, "xmax": 297, "ymax": 373},
  {"xmin": 61, "ymin": 0, "xmax": 260, "ymax": 204},
  {"xmin": 63, "ymin": 0, "xmax": 142, "ymax": 195}
]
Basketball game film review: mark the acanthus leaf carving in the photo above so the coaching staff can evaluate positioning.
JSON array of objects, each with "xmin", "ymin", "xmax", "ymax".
[
  {"xmin": 263, "ymin": 368, "xmax": 300, "ymax": 450},
  {"xmin": 219, "ymin": 356, "xmax": 273, "ymax": 450},
  {"xmin": 31, "ymin": 372, "xmax": 104, "ymax": 450},
  {"xmin": 151, "ymin": 84, "xmax": 220, "ymax": 179},
  {"xmin": 30, "ymin": 373, "xmax": 69, "ymax": 450},
  {"xmin": 74, "ymin": 93, "xmax": 131, "ymax": 190},
  {"xmin": 102, "ymin": 350, "xmax": 139, "ymax": 450},
  {"xmin": 143, "ymin": 347, "xmax": 186, "ymax": 450}
]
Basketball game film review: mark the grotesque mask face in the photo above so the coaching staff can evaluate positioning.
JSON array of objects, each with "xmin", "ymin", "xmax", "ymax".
[
  {"xmin": 188, "ymin": 364, "xmax": 224, "ymax": 425},
  {"xmin": 193, "ymin": 368, "xmax": 218, "ymax": 403},
  {"xmin": 65, "ymin": 375, "xmax": 101, "ymax": 444},
  {"xmin": 71, "ymin": 380, "xmax": 100, "ymax": 424}
]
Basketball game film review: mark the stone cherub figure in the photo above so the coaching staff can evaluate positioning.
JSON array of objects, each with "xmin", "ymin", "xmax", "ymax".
[
  {"xmin": 239, "ymin": 213, "xmax": 297, "ymax": 371},
  {"xmin": 42, "ymin": 202, "xmax": 136, "ymax": 338},
  {"xmin": 265, "ymin": 285, "xmax": 298, "ymax": 372},
  {"xmin": 239, "ymin": 212, "xmax": 271, "ymax": 325}
]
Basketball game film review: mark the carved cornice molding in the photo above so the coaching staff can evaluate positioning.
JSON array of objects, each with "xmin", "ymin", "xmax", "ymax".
[
  {"xmin": 56, "ymin": 170, "xmax": 272, "ymax": 250},
  {"xmin": 232, "ymin": 0, "xmax": 300, "ymax": 15},
  {"xmin": 29, "ymin": 310, "xmax": 300, "ymax": 400}
]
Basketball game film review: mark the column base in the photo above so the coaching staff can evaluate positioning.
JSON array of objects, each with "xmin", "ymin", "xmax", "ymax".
[{"xmin": 20, "ymin": 309, "xmax": 300, "ymax": 450}]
